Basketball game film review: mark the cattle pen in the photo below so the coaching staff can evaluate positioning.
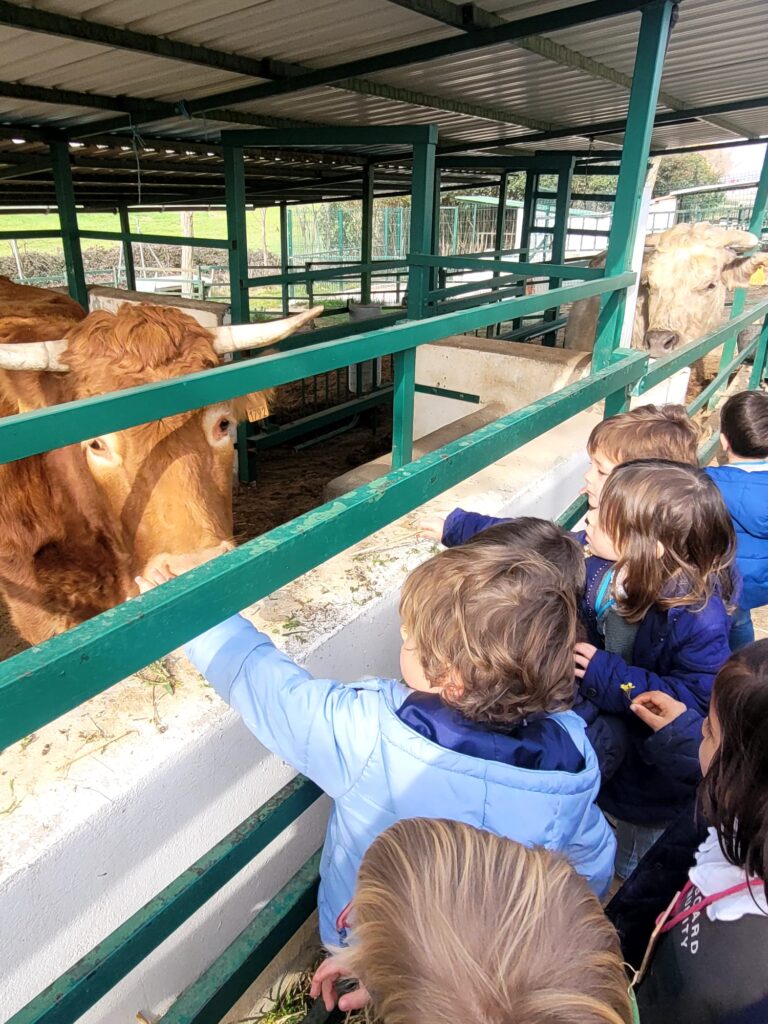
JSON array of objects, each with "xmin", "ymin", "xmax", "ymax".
[{"xmin": 1, "ymin": 1, "xmax": 768, "ymax": 1022}]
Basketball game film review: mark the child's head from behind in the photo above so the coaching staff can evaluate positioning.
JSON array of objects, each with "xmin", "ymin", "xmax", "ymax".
[
  {"xmin": 720, "ymin": 390, "xmax": 768, "ymax": 460},
  {"xmin": 399, "ymin": 519, "xmax": 581, "ymax": 724},
  {"xmin": 584, "ymin": 404, "xmax": 699, "ymax": 507},
  {"xmin": 701, "ymin": 639, "xmax": 768, "ymax": 889},
  {"xmin": 343, "ymin": 817, "xmax": 633, "ymax": 1024},
  {"xmin": 586, "ymin": 459, "xmax": 735, "ymax": 621}
]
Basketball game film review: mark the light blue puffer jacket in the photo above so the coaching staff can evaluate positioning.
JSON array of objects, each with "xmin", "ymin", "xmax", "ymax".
[{"xmin": 186, "ymin": 614, "xmax": 616, "ymax": 944}]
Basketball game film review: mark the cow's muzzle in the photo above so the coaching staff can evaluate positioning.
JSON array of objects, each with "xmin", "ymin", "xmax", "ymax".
[{"xmin": 645, "ymin": 329, "xmax": 680, "ymax": 357}]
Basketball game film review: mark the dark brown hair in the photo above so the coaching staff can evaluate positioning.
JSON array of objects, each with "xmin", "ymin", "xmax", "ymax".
[
  {"xmin": 339, "ymin": 818, "xmax": 633, "ymax": 1024},
  {"xmin": 399, "ymin": 526, "xmax": 580, "ymax": 724},
  {"xmin": 701, "ymin": 639, "xmax": 768, "ymax": 897},
  {"xmin": 599, "ymin": 459, "xmax": 736, "ymax": 622},
  {"xmin": 587, "ymin": 404, "xmax": 699, "ymax": 466},
  {"xmin": 463, "ymin": 517, "xmax": 586, "ymax": 595},
  {"xmin": 720, "ymin": 390, "xmax": 768, "ymax": 459}
]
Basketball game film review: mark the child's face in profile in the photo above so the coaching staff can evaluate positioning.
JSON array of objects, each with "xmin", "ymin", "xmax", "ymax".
[
  {"xmin": 399, "ymin": 625, "xmax": 443, "ymax": 694},
  {"xmin": 583, "ymin": 448, "xmax": 618, "ymax": 509},
  {"xmin": 585, "ymin": 507, "xmax": 620, "ymax": 562},
  {"xmin": 699, "ymin": 700, "xmax": 722, "ymax": 774}
]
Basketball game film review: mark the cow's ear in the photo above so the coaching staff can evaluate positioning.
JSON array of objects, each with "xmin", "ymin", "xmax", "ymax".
[
  {"xmin": 721, "ymin": 253, "xmax": 768, "ymax": 290},
  {"xmin": 718, "ymin": 229, "xmax": 759, "ymax": 252}
]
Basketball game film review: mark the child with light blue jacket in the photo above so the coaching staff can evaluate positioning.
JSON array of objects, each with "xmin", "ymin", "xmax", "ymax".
[{"xmin": 139, "ymin": 519, "xmax": 615, "ymax": 945}]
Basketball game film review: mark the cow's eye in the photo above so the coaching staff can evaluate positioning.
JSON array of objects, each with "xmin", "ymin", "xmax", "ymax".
[
  {"xmin": 706, "ymin": 282, "xmax": 718, "ymax": 290},
  {"xmin": 218, "ymin": 417, "xmax": 230, "ymax": 432},
  {"xmin": 89, "ymin": 438, "xmax": 106, "ymax": 452}
]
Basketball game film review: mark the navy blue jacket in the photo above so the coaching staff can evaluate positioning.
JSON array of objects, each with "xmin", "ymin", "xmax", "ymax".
[
  {"xmin": 578, "ymin": 550, "xmax": 729, "ymax": 824},
  {"xmin": 707, "ymin": 463, "xmax": 768, "ymax": 610}
]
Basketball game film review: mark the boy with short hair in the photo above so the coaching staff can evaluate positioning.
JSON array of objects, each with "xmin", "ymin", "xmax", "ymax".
[
  {"xmin": 139, "ymin": 520, "xmax": 615, "ymax": 945},
  {"xmin": 707, "ymin": 389, "xmax": 768, "ymax": 649},
  {"xmin": 419, "ymin": 403, "xmax": 699, "ymax": 545}
]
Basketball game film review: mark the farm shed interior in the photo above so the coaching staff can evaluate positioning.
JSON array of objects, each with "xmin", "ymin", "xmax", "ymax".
[{"xmin": 2, "ymin": 1, "xmax": 768, "ymax": 1023}]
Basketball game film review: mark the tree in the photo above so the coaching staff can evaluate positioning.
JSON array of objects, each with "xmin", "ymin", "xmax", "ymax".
[{"xmin": 652, "ymin": 152, "xmax": 720, "ymax": 197}]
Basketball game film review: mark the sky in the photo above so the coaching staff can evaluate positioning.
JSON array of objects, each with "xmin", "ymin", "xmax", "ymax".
[{"xmin": 726, "ymin": 142, "xmax": 767, "ymax": 179}]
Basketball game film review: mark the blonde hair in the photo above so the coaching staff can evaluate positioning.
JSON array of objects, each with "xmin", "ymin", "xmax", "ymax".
[
  {"xmin": 587, "ymin": 404, "xmax": 699, "ymax": 466},
  {"xmin": 399, "ymin": 532, "xmax": 580, "ymax": 724},
  {"xmin": 600, "ymin": 459, "xmax": 736, "ymax": 621},
  {"xmin": 340, "ymin": 818, "xmax": 632, "ymax": 1024}
]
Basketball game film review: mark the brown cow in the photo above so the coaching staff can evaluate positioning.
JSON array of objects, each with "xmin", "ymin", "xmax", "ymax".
[
  {"xmin": 564, "ymin": 223, "xmax": 768, "ymax": 357},
  {"xmin": 0, "ymin": 277, "xmax": 322, "ymax": 645}
]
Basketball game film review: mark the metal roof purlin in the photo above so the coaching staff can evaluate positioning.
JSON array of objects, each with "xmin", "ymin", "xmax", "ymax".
[{"xmin": 385, "ymin": 0, "xmax": 757, "ymax": 144}]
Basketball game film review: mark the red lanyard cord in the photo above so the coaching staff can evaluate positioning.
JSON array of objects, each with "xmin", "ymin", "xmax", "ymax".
[{"xmin": 659, "ymin": 878, "xmax": 766, "ymax": 934}]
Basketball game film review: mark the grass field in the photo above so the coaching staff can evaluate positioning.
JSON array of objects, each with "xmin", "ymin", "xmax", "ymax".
[{"xmin": 0, "ymin": 207, "xmax": 282, "ymax": 259}]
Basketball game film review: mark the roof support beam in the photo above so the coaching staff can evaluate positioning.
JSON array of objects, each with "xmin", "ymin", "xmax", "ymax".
[{"xmin": 385, "ymin": 0, "xmax": 756, "ymax": 141}]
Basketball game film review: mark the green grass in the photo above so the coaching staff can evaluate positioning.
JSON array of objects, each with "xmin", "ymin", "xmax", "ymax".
[{"xmin": 0, "ymin": 207, "xmax": 282, "ymax": 259}]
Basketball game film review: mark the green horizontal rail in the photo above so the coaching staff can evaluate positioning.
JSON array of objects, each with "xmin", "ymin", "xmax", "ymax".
[
  {"xmin": 428, "ymin": 273, "xmax": 524, "ymax": 302},
  {"xmin": 0, "ymin": 273, "xmax": 635, "ymax": 465},
  {"xmin": 8, "ymin": 777, "xmax": 322, "ymax": 1024},
  {"xmin": 246, "ymin": 259, "xmax": 408, "ymax": 288},
  {"xmin": 635, "ymin": 298, "xmax": 768, "ymax": 393},
  {"xmin": 158, "ymin": 851, "xmax": 322, "ymax": 1024},
  {"xmin": 556, "ymin": 493, "xmax": 588, "ymax": 530},
  {"xmin": 249, "ymin": 386, "xmax": 393, "ymax": 450},
  {"xmin": 0, "ymin": 348, "xmax": 647, "ymax": 750},
  {"xmin": 0, "ymin": 229, "xmax": 62, "ymax": 240},
  {"xmin": 687, "ymin": 333, "xmax": 760, "ymax": 415},
  {"xmin": 410, "ymin": 253, "xmax": 605, "ymax": 281},
  {"xmin": 77, "ymin": 230, "xmax": 234, "ymax": 249},
  {"xmin": 435, "ymin": 284, "xmax": 526, "ymax": 314}
]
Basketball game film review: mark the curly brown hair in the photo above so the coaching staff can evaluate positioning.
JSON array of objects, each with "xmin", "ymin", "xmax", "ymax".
[{"xmin": 399, "ymin": 523, "xmax": 580, "ymax": 724}]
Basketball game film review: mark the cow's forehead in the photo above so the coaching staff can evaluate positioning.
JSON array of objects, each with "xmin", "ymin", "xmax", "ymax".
[{"xmin": 646, "ymin": 243, "xmax": 728, "ymax": 283}]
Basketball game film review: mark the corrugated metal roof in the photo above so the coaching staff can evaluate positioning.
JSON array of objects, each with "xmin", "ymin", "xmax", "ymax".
[{"xmin": 0, "ymin": 0, "xmax": 765, "ymax": 209}]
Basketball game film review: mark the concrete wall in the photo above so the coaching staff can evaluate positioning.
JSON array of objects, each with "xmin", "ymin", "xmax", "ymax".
[{"xmin": 86, "ymin": 285, "xmax": 230, "ymax": 328}]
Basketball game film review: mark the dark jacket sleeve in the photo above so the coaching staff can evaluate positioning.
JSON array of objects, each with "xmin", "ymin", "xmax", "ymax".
[
  {"xmin": 580, "ymin": 601, "xmax": 730, "ymax": 715},
  {"xmin": 606, "ymin": 801, "xmax": 707, "ymax": 968},
  {"xmin": 641, "ymin": 708, "xmax": 703, "ymax": 787},
  {"xmin": 585, "ymin": 713, "xmax": 630, "ymax": 782},
  {"xmin": 441, "ymin": 508, "xmax": 510, "ymax": 547}
]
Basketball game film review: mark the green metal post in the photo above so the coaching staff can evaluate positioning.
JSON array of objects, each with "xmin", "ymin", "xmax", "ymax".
[
  {"xmin": 543, "ymin": 157, "xmax": 575, "ymax": 346},
  {"xmin": 592, "ymin": 2, "xmax": 675, "ymax": 376},
  {"xmin": 223, "ymin": 143, "xmax": 252, "ymax": 483},
  {"xmin": 279, "ymin": 201, "xmax": 290, "ymax": 316},
  {"xmin": 49, "ymin": 141, "xmax": 87, "ymax": 309},
  {"xmin": 361, "ymin": 164, "xmax": 374, "ymax": 304},
  {"xmin": 430, "ymin": 166, "xmax": 441, "ymax": 298},
  {"xmin": 749, "ymin": 314, "xmax": 768, "ymax": 389},
  {"xmin": 715, "ymin": 144, "xmax": 768, "ymax": 387},
  {"xmin": 394, "ymin": 129, "xmax": 436, "ymax": 469},
  {"xmin": 488, "ymin": 171, "xmax": 509, "ymax": 338},
  {"xmin": 515, "ymin": 169, "xmax": 538, "ymax": 330},
  {"xmin": 118, "ymin": 206, "xmax": 136, "ymax": 291}
]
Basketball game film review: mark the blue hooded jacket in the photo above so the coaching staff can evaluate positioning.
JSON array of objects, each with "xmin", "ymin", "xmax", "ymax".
[
  {"xmin": 185, "ymin": 614, "xmax": 616, "ymax": 944},
  {"xmin": 706, "ymin": 463, "xmax": 768, "ymax": 610}
]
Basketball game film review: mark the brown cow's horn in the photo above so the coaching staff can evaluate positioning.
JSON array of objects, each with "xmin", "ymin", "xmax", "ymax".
[
  {"xmin": 212, "ymin": 305, "xmax": 324, "ymax": 354},
  {"xmin": 0, "ymin": 339, "xmax": 70, "ymax": 372}
]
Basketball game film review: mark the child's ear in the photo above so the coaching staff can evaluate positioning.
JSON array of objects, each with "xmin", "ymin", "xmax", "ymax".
[
  {"xmin": 442, "ymin": 672, "xmax": 465, "ymax": 701},
  {"xmin": 656, "ymin": 541, "xmax": 665, "ymax": 559},
  {"xmin": 720, "ymin": 432, "xmax": 731, "ymax": 454}
]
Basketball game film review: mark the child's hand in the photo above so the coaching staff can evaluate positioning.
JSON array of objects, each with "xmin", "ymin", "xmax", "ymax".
[
  {"xmin": 309, "ymin": 955, "xmax": 370, "ymax": 1013},
  {"xmin": 630, "ymin": 691, "xmax": 688, "ymax": 732},
  {"xmin": 135, "ymin": 543, "xmax": 232, "ymax": 594},
  {"xmin": 417, "ymin": 515, "xmax": 446, "ymax": 542},
  {"xmin": 574, "ymin": 642, "xmax": 598, "ymax": 679}
]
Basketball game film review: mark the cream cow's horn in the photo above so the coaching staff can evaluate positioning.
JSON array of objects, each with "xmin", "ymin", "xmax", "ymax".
[
  {"xmin": 0, "ymin": 339, "xmax": 70, "ymax": 372},
  {"xmin": 211, "ymin": 305, "xmax": 324, "ymax": 355},
  {"xmin": 719, "ymin": 229, "xmax": 760, "ymax": 252}
]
